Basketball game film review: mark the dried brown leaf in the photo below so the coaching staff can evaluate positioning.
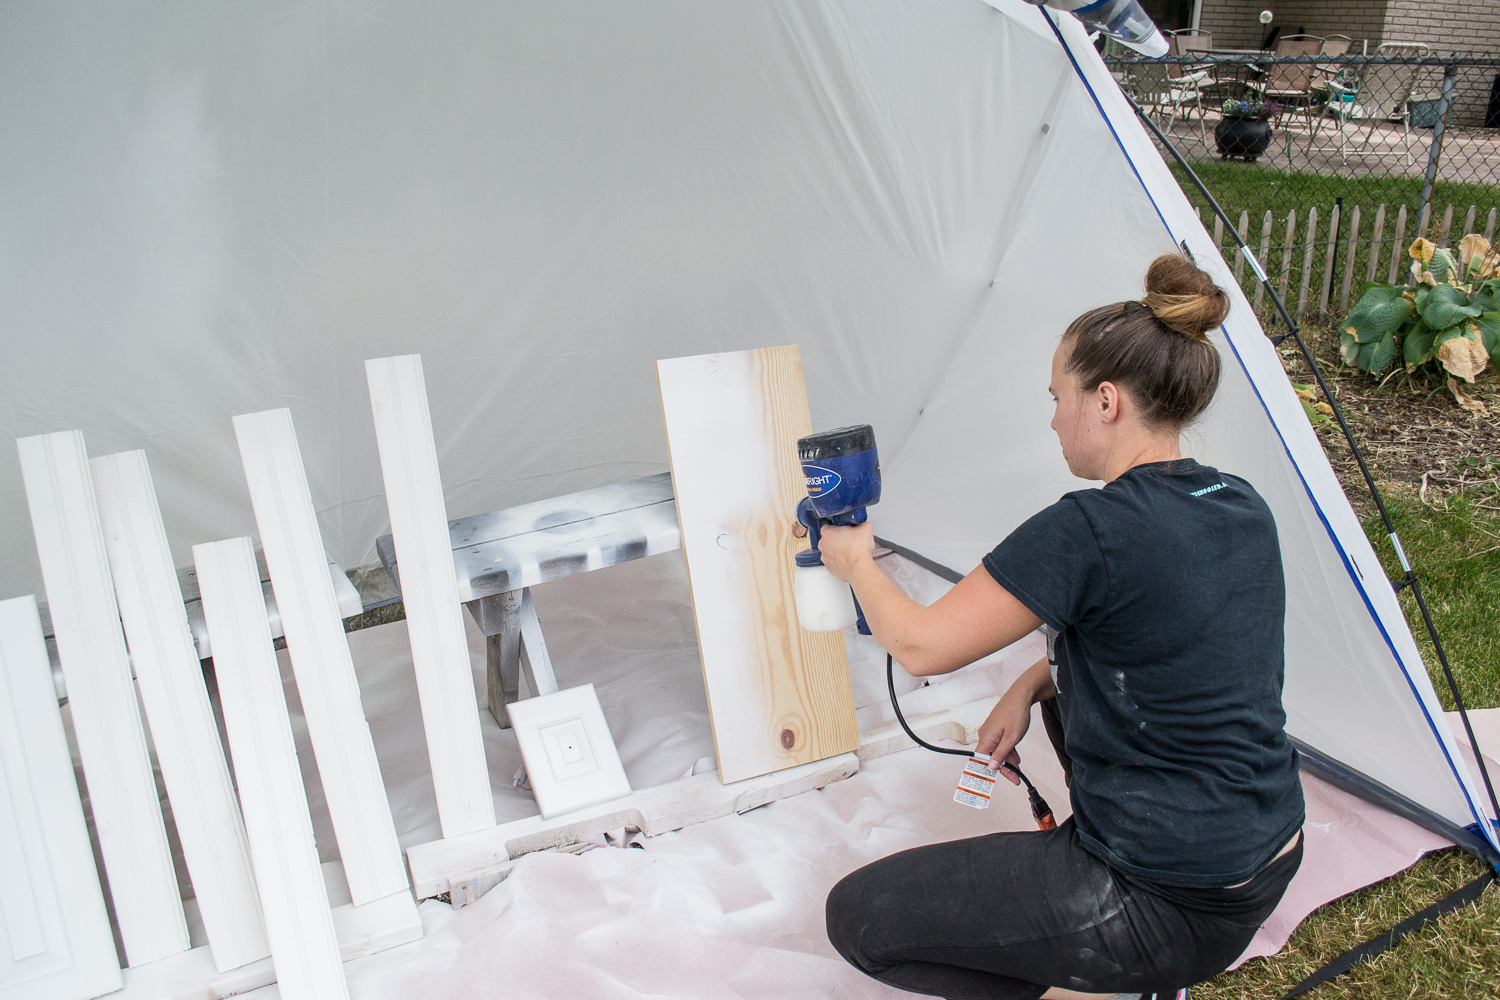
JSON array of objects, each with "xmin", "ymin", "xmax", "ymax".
[
  {"xmin": 1438, "ymin": 337, "xmax": 1490, "ymax": 382},
  {"xmin": 1410, "ymin": 237, "xmax": 1436, "ymax": 264},
  {"xmin": 1458, "ymin": 233, "xmax": 1491, "ymax": 267},
  {"xmin": 1447, "ymin": 376, "xmax": 1488, "ymax": 414},
  {"xmin": 1295, "ymin": 385, "xmax": 1316, "ymax": 404},
  {"xmin": 1314, "ymin": 402, "xmax": 1334, "ymax": 416}
]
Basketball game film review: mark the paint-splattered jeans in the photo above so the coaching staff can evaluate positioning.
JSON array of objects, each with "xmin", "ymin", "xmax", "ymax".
[{"xmin": 826, "ymin": 817, "xmax": 1300, "ymax": 999}]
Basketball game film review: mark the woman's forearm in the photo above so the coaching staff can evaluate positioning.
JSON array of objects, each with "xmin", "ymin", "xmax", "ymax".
[
  {"xmin": 815, "ymin": 522, "xmax": 1044, "ymax": 677},
  {"xmin": 844, "ymin": 556, "xmax": 931, "ymax": 668}
]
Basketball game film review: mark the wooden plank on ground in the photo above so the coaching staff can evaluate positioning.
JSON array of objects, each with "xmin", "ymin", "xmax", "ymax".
[
  {"xmin": 0, "ymin": 595, "xmax": 122, "ymax": 1000},
  {"xmin": 365, "ymin": 355, "xmax": 495, "ymax": 840},
  {"xmin": 233, "ymin": 409, "xmax": 410, "ymax": 907},
  {"xmin": 656, "ymin": 346, "xmax": 859, "ymax": 784},
  {"xmin": 193, "ymin": 538, "xmax": 349, "ymax": 1000},
  {"xmin": 91, "ymin": 450, "xmax": 270, "ymax": 973},
  {"xmin": 16, "ymin": 430, "xmax": 189, "ymax": 967}
]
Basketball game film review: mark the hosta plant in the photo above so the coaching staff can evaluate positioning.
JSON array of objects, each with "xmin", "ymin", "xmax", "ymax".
[{"xmin": 1340, "ymin": 234, "xmax": 1500, "ymax": 389}]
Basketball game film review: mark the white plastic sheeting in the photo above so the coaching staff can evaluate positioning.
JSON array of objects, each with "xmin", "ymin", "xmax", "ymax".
[{"xmin": 2, "ymin": 0, "xmax": 1494, "ymax": 870}]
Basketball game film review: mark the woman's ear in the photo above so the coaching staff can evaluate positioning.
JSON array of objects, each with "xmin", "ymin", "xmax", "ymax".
[{"xmin": 1096, "ymin": 380, "xmax": 1123, "ymax": 424}]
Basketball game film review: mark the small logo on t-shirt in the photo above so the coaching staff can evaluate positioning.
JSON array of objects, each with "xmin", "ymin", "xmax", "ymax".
[{"xmin": 1190, "ymin": 482, "xmax": 1227, "ymax": 497}]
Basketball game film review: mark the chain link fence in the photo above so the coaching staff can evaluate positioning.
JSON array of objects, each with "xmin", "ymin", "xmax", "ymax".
[{"xmin": 1106, "ymin": 54, "xmax": 1500, "ymax": 322}]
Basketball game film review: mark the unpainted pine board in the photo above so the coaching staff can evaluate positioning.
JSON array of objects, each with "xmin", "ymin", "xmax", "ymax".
[
  {"xmin": 365, "ymin": 355, "xmax": 495, "ymax": 840},
  {"xmin": 91, "ymin": 450, "xmax": 271, "ymax": 973},
  {"xmin": 16, "ymin": 430, "xmax": 190, "ymax": 967},
  {"xmin": 657, "ymin": 346, "xmax": 858, "ymax": 784},
  {"xmin": 0, "ymin": 595, "xmax": 123, "ymax": 1000},
  {"xmin": 232, "ymin": 408, "xmax": 410, "ymax": 907},
  {"xmin": 193, "ymin": 538, "xmax": 349, "ymax": 1000}
]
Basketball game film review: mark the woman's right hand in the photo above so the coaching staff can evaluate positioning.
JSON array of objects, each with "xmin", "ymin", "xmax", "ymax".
[
  {"xmin": 976, "ymin": 690, "xmax": 1030, "ymax": 785},
  {"xmin": 976, "ymin": 655, "xmax": 1053, "ymax": 783}
]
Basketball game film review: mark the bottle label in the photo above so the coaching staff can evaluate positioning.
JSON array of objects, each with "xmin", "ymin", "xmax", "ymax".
[{"xmin": 953, "ymin": 754, "xmax": 998, "ymax": 810}]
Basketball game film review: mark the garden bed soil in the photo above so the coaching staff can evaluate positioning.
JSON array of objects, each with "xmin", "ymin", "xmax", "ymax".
[{"xmin": 1275, "ymin": 325, "xmax": 1500, "ymax": 511}]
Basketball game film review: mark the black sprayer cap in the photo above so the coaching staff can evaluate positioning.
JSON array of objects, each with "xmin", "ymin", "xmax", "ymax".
[{"xmin": 798, "ymin": 424, "xmax": 876, "ymax": 463}]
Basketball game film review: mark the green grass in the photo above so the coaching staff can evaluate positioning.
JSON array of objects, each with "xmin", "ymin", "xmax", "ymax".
[
  {"xmin": 1365, "ymin": 491, "xmax": 1500, "ymax": 711},
  {"xmin": 1197, "ymin": 490, "xmax": 1500, "ymax": 997},
  {"xmin": 1167, "ymin": 162, "xmax": 1500, "ymax": 319},
  {"xmin": 1170, "ymin": 161, "xmax": 1500, "ymax": 231},
  {"xmin": 1199, "ymin": 848, "xmax": 1500, "ymax": 999}
]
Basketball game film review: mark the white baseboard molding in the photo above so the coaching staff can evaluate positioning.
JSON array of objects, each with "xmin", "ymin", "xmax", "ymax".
[
  {"xmin": 111, "ymin": 863, "xmax": 422, "ymax": 1000},
  {"xmin": 410, "ymin": 693, "xmax": 1005, "ymax": 908},
  {"xmin": 407, "ymin": 752, "xmax": 861, "ymax": 901},
  {"xmin": 854, "ymin": 695, "xmax": 997, "ymax": 762}
]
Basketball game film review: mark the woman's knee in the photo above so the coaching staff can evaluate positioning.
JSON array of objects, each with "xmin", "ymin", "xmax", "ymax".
[{"xmin": 824, "ymin": 865, "xmax": 876, "ymax": 967}]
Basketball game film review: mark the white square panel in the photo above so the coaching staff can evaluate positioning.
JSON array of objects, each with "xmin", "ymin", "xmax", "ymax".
[{"xmin": 506, "ymin": 684, "xmax": 631, "ymax": 818}]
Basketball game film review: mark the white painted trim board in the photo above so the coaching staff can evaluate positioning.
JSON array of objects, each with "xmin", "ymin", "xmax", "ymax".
[
  {"xmin": 91, "ymin": 450, "xmax": 271, "ymax": 974},
  {"xmin": 16, "ymin": 429, "xmax": 189, "ymax": 967},
  {"xmin": 232, "ymin": 408, "xmax": 410, "ymax": 906},
  {"xmin": 192, "ymin": 537, "xmax": 349, "ymax": 1000},
  {"xmin": 0, "ymin": 595, "xmax": 123, "ymax": 1000},
  {"xmin": 365, "ymin": 354, "xmax": 495, "ymax": 839}
]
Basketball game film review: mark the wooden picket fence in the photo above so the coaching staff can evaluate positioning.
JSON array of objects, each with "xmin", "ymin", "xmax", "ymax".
[{"xmin": 1195, "ymin": 202, "xmax": 1500, "ymax": 324}]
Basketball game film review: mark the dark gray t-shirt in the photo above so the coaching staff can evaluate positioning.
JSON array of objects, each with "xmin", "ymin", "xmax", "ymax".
[{"xmin": 983, "ymin": 459, "xmax": 1304, "ymax": 888}]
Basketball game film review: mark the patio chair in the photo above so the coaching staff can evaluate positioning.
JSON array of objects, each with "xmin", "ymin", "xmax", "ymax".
[
  {"xmin": 1249, "ymin": 37, "xmax": 1325, "ymax": 163},
  {"xmin": 1123, "ymin": 61, "xmax": 1204, "ymax": 136},
  {"xmin": 1322, "ymin": 41, "xmax": 1427, "ymax": 166}
]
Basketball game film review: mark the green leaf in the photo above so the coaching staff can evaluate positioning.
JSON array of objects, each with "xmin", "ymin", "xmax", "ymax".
[
  {"xmin": 1427, "ymin": 247, "xmax": 1458, "ymax": 284},
  {"xmin": 1434, "ymin": 324, "xmax": 1466, "ymax": 348},
  {"xmin": 1343, "ymin": 285, "xmax": 1412, "ymax": 344},
  {"xmin": 1367, "ymin": 333, "xmax": 1397, "ymax": 373},
  {"xmin": 1477, "ymin": 310, "xmax": 1500, "ymax": 357},
  {"xmin": 1404, "ymin": 319, "xmax": 1436, "ymax": 366},
  {"xmin": 1418, "ymin": 283, "xmax": 1484, "ymax": 329},
  {"xmin": 1356, "ymin": 339, "xmax": 1379, "ymax": 371},
  {"xmin": 1340, "ymin": 330, "xmax": 1361, "ymax": 366}
]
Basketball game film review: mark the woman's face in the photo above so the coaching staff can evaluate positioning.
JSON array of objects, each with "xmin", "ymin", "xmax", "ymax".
[{"xmin": 1049, "ymin": 341, "xmax": 1103, "ymax": 481}]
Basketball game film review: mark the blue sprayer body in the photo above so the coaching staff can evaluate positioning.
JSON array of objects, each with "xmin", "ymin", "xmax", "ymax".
[{"xmin": 795, "ymin": 424, "xmax": 881, "ymax": 635}]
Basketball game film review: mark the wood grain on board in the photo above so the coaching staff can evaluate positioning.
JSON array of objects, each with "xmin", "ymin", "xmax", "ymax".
[{"xmin": 657, "ymin": 346, "xmax": 858, "ymax": 784}]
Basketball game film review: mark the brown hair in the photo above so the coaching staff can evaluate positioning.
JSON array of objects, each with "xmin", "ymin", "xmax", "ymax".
[{"xmin": 1060, "ymin": 253, "xmax": 1230, "ymax": 429}]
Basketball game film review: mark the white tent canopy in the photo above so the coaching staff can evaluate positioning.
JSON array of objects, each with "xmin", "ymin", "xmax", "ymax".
[{"xmin": 2, "ymin": 0, "xmax": 1495, "ymax": 860}]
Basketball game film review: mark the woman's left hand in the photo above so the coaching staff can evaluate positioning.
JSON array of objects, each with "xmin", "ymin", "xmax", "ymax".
[{"xmin": 816, "ymin": 521, "xmax": 875, "ymax": 582}]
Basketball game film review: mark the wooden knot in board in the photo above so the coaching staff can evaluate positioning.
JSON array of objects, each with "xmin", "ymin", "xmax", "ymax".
[{"xmin": 780, "ymin": 728, "xmax": 796, "ymax": 751}]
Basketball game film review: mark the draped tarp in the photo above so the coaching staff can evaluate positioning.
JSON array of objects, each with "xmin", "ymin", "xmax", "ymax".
[{"xmin": 1, "ymin": 0, "xmax": 1493, "ymax": 854}]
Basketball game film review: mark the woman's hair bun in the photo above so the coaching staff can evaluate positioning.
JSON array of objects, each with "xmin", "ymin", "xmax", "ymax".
[{"xmin": 1141, "ymin": 253, "xmax": 1229, "ymax": 342}]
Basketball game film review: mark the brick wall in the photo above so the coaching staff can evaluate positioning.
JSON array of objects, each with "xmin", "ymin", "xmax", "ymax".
[
  {"xmin": 1384, "ymin": 0, "xmax": 1500, "ymax": 126},
  {"xmin": 1194, "ymin": 0, "xmax": 1263, "ymax": 49},
  {"xmin": 1196, "ymin": 0, "xmax": 1389, "ymax": 51}
]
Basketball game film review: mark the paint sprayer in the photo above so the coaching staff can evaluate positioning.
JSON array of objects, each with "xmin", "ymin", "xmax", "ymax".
[
  {"xmin": 794, "ymin": 424, "xmax": 880, "ymax": 635},
  {"xmin": 793, "ymin": 424, "xmax": 1055, "ymax": 829},
  {"xmin": 1026, "ymin": 0, "xmax": 1167, "ymax": 58}
]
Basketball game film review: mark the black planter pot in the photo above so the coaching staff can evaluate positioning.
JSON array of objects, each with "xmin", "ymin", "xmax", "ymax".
[{"xmin": 1214, "ymin": 116, "xmax": 1272, "ymax": 161}]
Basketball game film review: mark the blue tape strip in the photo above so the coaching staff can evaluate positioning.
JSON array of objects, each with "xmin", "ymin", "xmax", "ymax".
[{"xmin": 1037, "ymin": 7, "xmax": 1497, "ymax": 851}]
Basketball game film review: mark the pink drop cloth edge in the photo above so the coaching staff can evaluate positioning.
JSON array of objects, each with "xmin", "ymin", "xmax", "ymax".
[{"xmin": 1232, "ymin": 706, "xmax": 1499, "ymax": 968}]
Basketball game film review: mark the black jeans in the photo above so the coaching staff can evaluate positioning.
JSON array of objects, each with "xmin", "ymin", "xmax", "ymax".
[
  {"xmin": 826, "ymin": 818, "xmax": 1300, "ymax": 999},
  {"xmin": 826, "ymin": 697, "xmax": 1302, "ymax": 998}
]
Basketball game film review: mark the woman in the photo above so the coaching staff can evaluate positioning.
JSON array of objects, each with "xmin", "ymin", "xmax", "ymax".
[{"xmin": 817, "ymin": 254, "xmax": 1304, "ymax": 1000}]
